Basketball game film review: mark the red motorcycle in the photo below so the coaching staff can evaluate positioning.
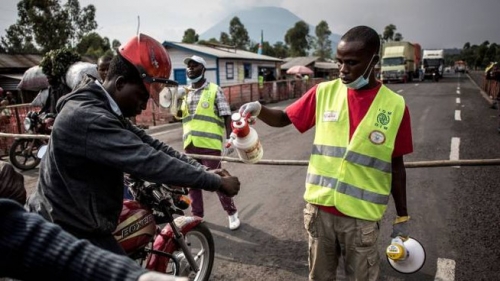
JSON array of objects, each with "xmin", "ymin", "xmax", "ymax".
[
  {"xmin": 9, "ymin": 111, "xmax": 54, "ymax": 170},
  {"xmin": 114, "ymin": 175, "xmax": 215, "ymax": 281}
]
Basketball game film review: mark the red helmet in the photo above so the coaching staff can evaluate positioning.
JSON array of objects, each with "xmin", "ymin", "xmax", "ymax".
[
  {"xmin": 118, "ymin": 33, "xmax": 178, "ymax": 104},
  {"xmin": 114, "ymin": 200, "xmax": 156, "ymax": 255}
]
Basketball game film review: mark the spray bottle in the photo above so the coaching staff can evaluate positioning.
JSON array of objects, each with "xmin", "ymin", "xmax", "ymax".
[{"xmin": 226, "ymin": 112, "xmax": 263, "ymax": 164}]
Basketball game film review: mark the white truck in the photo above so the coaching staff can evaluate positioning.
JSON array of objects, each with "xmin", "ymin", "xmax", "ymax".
[{"xmin": 422, "ymin": 49, "xmax": 445, "ymax": 80}]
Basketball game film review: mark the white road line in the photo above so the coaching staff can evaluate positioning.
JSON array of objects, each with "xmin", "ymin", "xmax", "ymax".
[
  {"xmin": 450, "ymin": 137, "xmax": 460, "ymax": 159},
  {"xmin": 397, "ymin": 89, "xmax": 403, "ymax": 93},
  {"xmin": 454, "ymin": 110, "xmax": 461, "ymax": 121},
  {"xmin": 456, "ymin": 90, "xmax": 460, "ymax": 94},
  {"xmin": 435, "ymin": 258, "xmax": 456, "ymax": 281},
  {"xmin": 456, "ymin": 98, "xmax": 460, "ymax": 104}
]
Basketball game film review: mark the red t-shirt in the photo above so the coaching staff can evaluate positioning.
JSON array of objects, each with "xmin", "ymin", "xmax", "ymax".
[{"xmin": 285, "ymin": 83, "xmax": 413, "ymax": 216}]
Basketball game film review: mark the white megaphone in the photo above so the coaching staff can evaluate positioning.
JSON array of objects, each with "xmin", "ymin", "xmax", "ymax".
[
  {"xmin": 159, "ymin": 86, "xmax": 187, "ymax": 116},
  {"xmin": 386, "ymin": 236, "xmax": 426, "ymax": 274}
]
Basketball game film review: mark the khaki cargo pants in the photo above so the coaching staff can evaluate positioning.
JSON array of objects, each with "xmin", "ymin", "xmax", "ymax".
[{"xmin": 304, "ymin": 203, "xmax": 380, "ymax": 281}]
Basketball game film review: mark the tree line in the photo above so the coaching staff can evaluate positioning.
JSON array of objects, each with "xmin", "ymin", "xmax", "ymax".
[{"xmin": 1, "ymin": 1, "xmax": 496, "ymax": 69}]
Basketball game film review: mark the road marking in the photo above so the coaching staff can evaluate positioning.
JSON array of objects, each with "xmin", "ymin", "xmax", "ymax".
[
  {"xmin": 435, "ymin": 258, "xmax": 456, "ymax": 281},
  {"xmin": 454, "ymin": 110, "xmax": 461, "ymax": 121},
  {"xmin": 456, "ymin": 98, "xmax": 460, "ymax": 104},
  {"xmin": 397, "ymin": 89, "xmax": 403, "ymax": 93},
  {"xmin": 450, "ymin": 137, "xmax": 460, "ymax": 169}
]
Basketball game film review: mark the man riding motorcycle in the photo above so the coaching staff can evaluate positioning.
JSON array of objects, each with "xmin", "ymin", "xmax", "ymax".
[{"xmin": 27, "ymin": 34, "xmax": 240, "ymax": 255}]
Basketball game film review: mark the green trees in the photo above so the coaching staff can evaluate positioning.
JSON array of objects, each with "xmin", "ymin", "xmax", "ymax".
[
  {"xmin": 285, "ymin": 21, "xmax": 311, "ymax": 57},
  {"xmin": 312, "ymin": 20, "xmax": 333, "ymax": 61},
  {"xmin": 229, "ymin": 17, "xmax": 250, "ymax": 50},
  {"xmin": 182, "ymin": 28, "xmax": 199, "ymax": 44},
  {"xmin": 382, "ymin": 24, "xmax": 403, "ymax": 43},
  {"xmin": 1, "ymin": 0, "xmax": 98, "ymax": 54}
]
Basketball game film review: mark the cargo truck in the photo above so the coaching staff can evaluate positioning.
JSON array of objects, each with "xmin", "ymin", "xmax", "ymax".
[
  {"xmin": 380, "ymin": 41, "xmax": 418, "ymax": 83},
  {"xmin": 422, "ymin": 49, "xmax": 445, "ymax": 80}
]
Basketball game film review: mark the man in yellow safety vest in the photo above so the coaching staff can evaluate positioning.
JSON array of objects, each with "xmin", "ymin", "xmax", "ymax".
[
  {"xmin": 181, "ymin": 55, "xmax": 241, "ymax": 230},
  {"xmin": 239, "ymin": 25, "xmax": 413, "ymax": 281}
]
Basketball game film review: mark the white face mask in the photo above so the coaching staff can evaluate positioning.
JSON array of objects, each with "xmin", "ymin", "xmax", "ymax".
[
  {"xmin": 187, "ymin": 74, "xmax": 203, "ymax": 84},
  {"xmin": 344, "ymin": 54, "xmax": 376, "ymax": 90}
]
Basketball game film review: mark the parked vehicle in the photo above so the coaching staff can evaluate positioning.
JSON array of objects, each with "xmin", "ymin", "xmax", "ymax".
[
  {"xmin": 9, "ymin": 111, "xmax": 54, "ymax": 170},
  {"xmin": 381, "ymin": 41, "xmax": 420, "ymax": 83},
  {"xmin": 422, "ymin": 49, "xmax": 445, "ymax": 80},
  {"xmin": 114, "ymin": 175, "xmax": 215, "ymax": 281}
]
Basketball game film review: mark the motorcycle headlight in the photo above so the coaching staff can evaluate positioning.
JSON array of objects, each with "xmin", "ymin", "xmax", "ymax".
[{"xmin": 23, "ymin": 117, "xmax": 32, "ymax": 131}]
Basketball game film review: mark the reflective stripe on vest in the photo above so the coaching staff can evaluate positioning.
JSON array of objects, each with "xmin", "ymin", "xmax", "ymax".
[
  {"xmin": 182, "ymin": 83, "xmax": 224, "ymax": 150},
  {"xmin": 304, "ymin": 79, "xmax": 405, "ymax": 221}
]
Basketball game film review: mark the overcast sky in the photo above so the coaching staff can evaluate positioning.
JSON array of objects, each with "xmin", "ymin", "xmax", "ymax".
[{"xmin": 1, "ymin": 0, "xmax": 499, "ymax": 50}]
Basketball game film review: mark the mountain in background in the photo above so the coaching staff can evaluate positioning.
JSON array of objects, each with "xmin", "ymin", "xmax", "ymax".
[{"xmin": 200, "ymin": 6, "xmax": 341, "ymax": 54}]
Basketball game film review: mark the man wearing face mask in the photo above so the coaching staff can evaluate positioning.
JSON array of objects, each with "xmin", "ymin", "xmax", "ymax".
[
  {"xmin": 180, "ymin": 55, "xmax": 241, "ymax": 230},
  {"xmin": 238, "ymin": 25, "xmax": 413, "ymax": 280}
]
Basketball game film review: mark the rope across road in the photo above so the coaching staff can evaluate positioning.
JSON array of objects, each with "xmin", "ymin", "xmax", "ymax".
[
  {"xmin": 2, "ymin": 132, "xmax": 499, "ymax": 168},
  {"xmin": 187, "ymin": 153, "xmax": 500, "ymax": 168}
]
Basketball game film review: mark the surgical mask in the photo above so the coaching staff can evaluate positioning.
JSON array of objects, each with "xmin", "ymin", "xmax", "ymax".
[
  {"xmin": 187, "ymin": 74, "xmax": 203, "ymax": 84},
  {"xmin": 345, "ymin": 55, "xmax": 376, "ymax": 90},
  {"xmin": 187, "ymin": 70, "xmax": 204, "ymax": 84}
]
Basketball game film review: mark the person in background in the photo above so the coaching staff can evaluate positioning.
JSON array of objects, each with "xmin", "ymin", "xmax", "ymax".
[
  {"xmin": 0, "ymin": 161, "xmax": 185, "ymax": 281},
  {"xmin": 97, "ymin": 54, "xmax": 114, "ymax": 82},
  {"xmin": 39, "ymin": 48, "xmax": 79, "ymax": 115},
  {"xmin": 26, "ymin": 34, "xmax": 240, "ymax": 254},
  {"xmin": 180, "ymin": 55, "xmax": 241, "ymax": 230},
  {"xmin": 239, "ymin": 25, "xmax": 413, "ymax": 281},
  {"xmin": 4, "ymin": 91, "xmax": 17, "ymax": 105}
]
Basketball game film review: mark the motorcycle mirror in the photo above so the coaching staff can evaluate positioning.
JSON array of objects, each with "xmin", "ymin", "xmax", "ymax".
[{"xmin": 37, "ymin": 144, "xmax": 48, "ymax": 159}]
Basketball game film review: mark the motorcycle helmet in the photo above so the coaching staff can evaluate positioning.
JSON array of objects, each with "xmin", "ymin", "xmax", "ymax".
[
  {"xmin": 118, "ymin": 33, "xmax": 178, "ymax": 105},
  {"xmin": 113, "ymin": 200, "xmax": 156, "ymax": 255}
]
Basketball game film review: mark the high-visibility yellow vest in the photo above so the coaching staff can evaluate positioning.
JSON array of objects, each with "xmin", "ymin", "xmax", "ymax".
[
  {"xmin": 182, "ymin": 83, "xmax": 225, "ymax": 150},
  {"xmin": 304, "ymin": 80, "xmax": 405, "ymax": 221}
]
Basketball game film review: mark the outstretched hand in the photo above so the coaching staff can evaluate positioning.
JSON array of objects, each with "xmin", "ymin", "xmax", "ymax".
[
  {"xmin": 213, "ymin": 169, "xmax": 240, "ymax": 197},
  {"xmin": 239, "ymin": 101, "xmax": 261, "ymax": 124}
]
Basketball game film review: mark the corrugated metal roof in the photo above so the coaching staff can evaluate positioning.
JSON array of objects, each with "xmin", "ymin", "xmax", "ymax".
[
  {"xmin": 281, "ymin": 56, "xmax": 319, "ymax": 69},
  {"xmin": 163, "ymin": 42, "xmax": 282, "ymax": 62},
  {"xmin": 0, "ymin": 54, "xmax": 42, "ymax": 68}
]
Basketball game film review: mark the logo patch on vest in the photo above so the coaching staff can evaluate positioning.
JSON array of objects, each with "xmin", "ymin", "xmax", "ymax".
[
  {"xmin": 201, "ymin": 101, "xmax": 210, "ymax": 108},
  {"xmin": 375, "ymin": 109, "xmax": 391, "ymax": 130},
  {"xmin": 323, "ymin": 111, "xmax": 339, "ymax": 122},
  {"xmin": 369, "ymin": 130, "xmax": 386, "ymax": 145}
]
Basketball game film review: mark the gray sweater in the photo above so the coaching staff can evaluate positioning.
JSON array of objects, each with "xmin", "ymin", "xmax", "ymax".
[{"xmin": 27, "ymin": 78, "xmax": 221, "ymax": 236}]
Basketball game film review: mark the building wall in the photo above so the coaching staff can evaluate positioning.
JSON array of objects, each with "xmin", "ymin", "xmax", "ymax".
[{"xmin": 165, "ymin": 46, "xmax": 279, "ymax": 87}]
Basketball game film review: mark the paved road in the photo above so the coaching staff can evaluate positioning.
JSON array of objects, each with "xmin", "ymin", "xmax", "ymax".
[{"xmin": 6, "ymin": 73, "xmax": 500, "ymax": 280}]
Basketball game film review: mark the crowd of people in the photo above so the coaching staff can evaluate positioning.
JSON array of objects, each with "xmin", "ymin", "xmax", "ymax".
[{"xmin": 1, "ymin": 25, "xmax": 414, "ymax": 281}]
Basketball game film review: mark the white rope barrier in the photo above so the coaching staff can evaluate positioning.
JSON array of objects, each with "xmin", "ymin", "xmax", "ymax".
[{"xmin": 1, "ymin": 133, "xmax": 498, "ymax": 167}]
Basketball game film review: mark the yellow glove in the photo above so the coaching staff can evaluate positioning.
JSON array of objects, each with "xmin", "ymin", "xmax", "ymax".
[{"xmin": 391, "ymin": 216, "xmax": 410, "ymax": 239}]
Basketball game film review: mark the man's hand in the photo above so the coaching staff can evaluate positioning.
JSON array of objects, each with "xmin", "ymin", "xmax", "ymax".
[
  {"xmin": 391, "ymin": 216, "xmax": 410, "ymax": 239},
  {"xmin": 239, "ymin": 101, "xmax": 261, "ymax": 124},
  {"xmin": 213, "ymin": 169, "xmax": 240, "ymax": 197}
]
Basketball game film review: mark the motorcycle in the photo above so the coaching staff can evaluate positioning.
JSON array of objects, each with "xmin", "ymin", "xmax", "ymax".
[
  {"xmin": 114, "ymin": 175, "xmax": 215, "ymax": 281},
  {"xmin": 9, "ymin": 111, "xmax": 54, "ymax": 170}
]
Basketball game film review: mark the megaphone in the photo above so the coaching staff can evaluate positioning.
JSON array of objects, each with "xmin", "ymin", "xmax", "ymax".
[
  {"xmin": 159, "ymin": 86, "xmax": 187, "ymax": 116},
  {"xmin": 386, "ymin": 236, "xmax": 426, "ymax": 274}
]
